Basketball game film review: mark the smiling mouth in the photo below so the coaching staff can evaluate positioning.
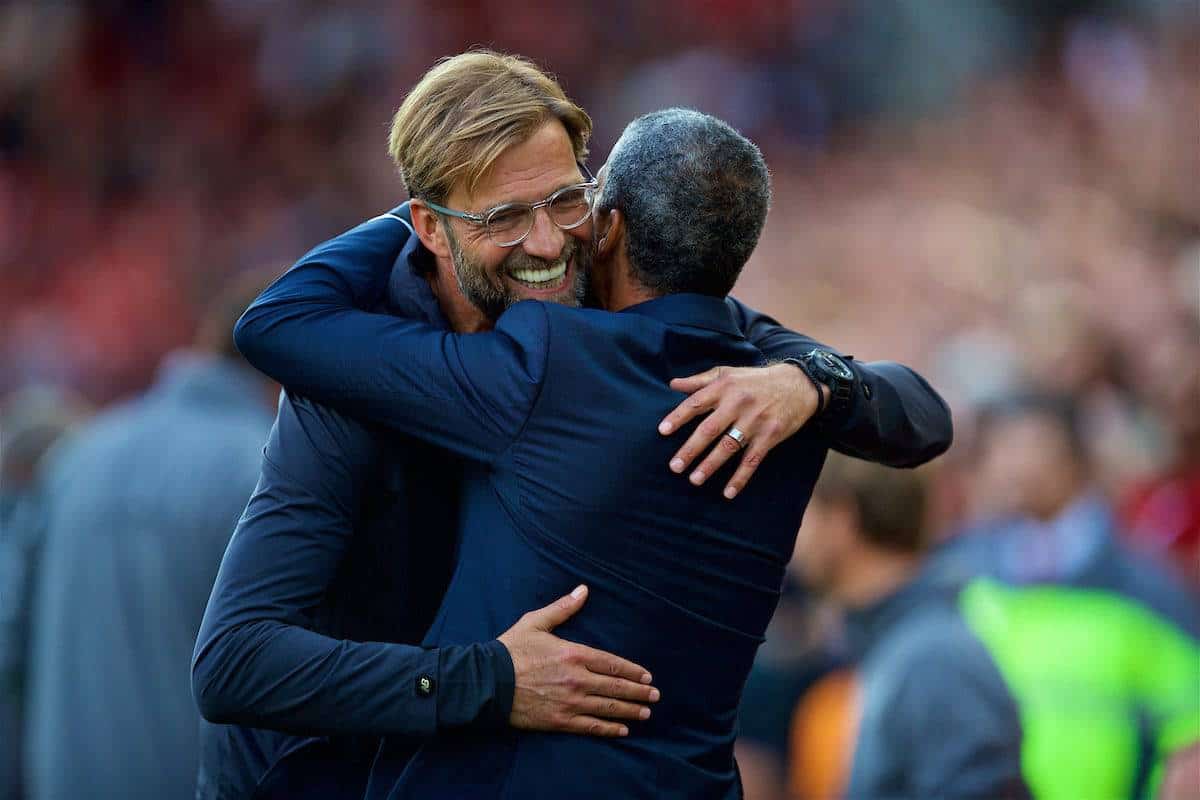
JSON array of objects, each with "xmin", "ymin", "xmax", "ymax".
[{"xmin": 507, "ymin": 259, "xmax": 570, "ymax": 291}]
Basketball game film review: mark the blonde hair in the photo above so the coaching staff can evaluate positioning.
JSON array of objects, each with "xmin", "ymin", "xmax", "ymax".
[{"xmin": 388, "ymin": 50, "xmax": 592, "ymax": 204}]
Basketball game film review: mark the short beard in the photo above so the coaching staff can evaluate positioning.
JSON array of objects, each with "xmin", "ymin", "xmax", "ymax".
[{"xmin": 443, "ymin": 222, "xmax": 590, "ymax": 322}]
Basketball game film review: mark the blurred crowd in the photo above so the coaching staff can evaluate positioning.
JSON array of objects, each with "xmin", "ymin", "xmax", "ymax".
[{"xmin": 1, "ymin": 0, "xmax": 1197, "ymax": 798}]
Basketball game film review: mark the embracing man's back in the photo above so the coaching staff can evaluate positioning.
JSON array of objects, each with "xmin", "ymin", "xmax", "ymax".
[
  {"xmin": 385, "ymin": 295, "xmax": 826, "ymax": 798},
  {"xmin": 232, "ymin": 107, "xmax": 948, "ymax": 799}
]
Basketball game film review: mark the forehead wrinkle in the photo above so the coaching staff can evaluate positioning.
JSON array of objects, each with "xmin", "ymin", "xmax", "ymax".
[
  {"xmin": 461, "ymin": 121, "xmax": 583, "ymax": 211},
  {"xmin": 472, "ymin": 163, "xmax": 584, "ymax": 212}
]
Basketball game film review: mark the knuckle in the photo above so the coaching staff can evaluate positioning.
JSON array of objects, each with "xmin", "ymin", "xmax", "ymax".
[
  {"xmin": 719, "ymin": 436, "xmax": 741, "ymax": 454},
  {"xmin": 745, "ymin": 451, "xmax": 764, "ymax": 467},
  {"xmin": 698, "ymin": 419, "xmax": 720, "ymax": 437}
]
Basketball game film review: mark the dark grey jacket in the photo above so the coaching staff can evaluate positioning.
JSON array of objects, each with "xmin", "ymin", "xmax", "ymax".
[{"xmin": 844, "ymin": 570, "xmax": 1032, "ymax": 800}]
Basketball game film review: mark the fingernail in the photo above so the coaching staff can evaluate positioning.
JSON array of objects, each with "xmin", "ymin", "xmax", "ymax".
[
  {"xmin": 649, "ymin": 688, "xmax": 661, "ymax": 701},
  {"xmin": 619, "ymin": 726, "xmax": 629, "ymax": 737},
  {"xmin": 639, "ymin": 707, "xmax": 651, "ymax": 720},
  {"xmin": 690, "ymin": 471, "xmax": 705, "ymax": 485},
  {"xmin": 670, "ymin": 458, "xmax": 684, "ymax": 472},
  {"xmin": 659, "ymin": 421, "xmax": 673, "ymax": 434},
  {"xmin": 724, "ymin": 486, "xmax": 738, "ymax": 500},
  {"xmin": 571, "ymin": 585, "xmax": 586, "ymax": 599},
  {"xmin": 641, "ymin": 672, "xmax": 653, "ymax": 684}
]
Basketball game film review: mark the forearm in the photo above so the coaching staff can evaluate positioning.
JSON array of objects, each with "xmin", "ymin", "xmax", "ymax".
[
  {"xmin": 727, "ymin": 296, "xmax": 953, "ymax": 466},
  {"xmin": 191, "ymin": 620, "xmax": 513, "ymax": 737},
  {"xmin": 234, "ymin": 212, "xmax": 410, "ymax": 401},
  {"xmin": 189, "ymin": 395, "xmax": 514, "ymax": 737},
  {"xmin": 826, "ymin": 360, "xmax": 953, "ymax": 468}
]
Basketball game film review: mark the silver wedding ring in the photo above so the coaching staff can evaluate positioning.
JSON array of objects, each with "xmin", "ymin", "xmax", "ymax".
[{"xmin": 725, "ymin": 426, "xmax": 747, "ymax": 448}]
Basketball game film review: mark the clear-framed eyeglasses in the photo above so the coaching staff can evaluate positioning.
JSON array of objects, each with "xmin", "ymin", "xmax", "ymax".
[{"xmin": 423, "ymin": 168, "xmax": 599, "ymax": 248}]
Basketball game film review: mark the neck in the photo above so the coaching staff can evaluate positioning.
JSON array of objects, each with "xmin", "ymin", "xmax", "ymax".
[
  {"xmin": 834, "ymin": 551, "xmax": 922, "ymax": 610},
  {"xmin": 596, "ymin": 253, "xmax": 657, "ymax": 312}
]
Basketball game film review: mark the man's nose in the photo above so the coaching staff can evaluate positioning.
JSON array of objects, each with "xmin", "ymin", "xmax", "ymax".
[{"xmin": 522, "ymin": 207, "xmax": 566, "ymax": 261}]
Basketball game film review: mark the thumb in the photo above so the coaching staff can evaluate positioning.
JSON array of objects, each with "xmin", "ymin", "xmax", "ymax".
[
  {"xmin": 526, "ymin": 585, "xmax": 588, "ymax": 632},
  {"xmin": 670, "ymin": 366, "xmax": 722, "ymax": 394}
]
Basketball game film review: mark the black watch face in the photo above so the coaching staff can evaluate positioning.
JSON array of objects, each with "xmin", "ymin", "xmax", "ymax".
[{"xmin": 817, "ymin": 351, "xmax": 855, "ymax": 381}]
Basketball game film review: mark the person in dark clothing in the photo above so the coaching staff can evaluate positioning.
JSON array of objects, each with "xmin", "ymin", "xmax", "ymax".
[
  {"xmin": 195, "ymin": 52, "xmax": 953, "ymax": 799},
  {"xmin": 792, "ymin": 454, "xmax": 1031, "ymax": 800},
  {"xmin": 223, "ymin": 104, "xmax": 953, "ymax": 798}
]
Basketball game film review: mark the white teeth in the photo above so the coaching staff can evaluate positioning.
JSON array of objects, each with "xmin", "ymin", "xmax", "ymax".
[{"xmin": 510, "ymin": 262, "xmax": 567, "ymax": 285}]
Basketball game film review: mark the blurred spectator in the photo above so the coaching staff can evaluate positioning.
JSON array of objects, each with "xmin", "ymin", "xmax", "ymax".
[
  {"xmin": 934, "ymin": 392, "xmax": 1200, "ymax": 800},
  {"xmin": 958, "ymin": 575, "xmax": 1199, "ymax": 800},
  {"xmin": 20, "ymin": 274, "xmax": 276, "ymax": 800},
  {"xmin": 942, "ymin": 393, "xmax": 1199, "ymax": 635},
  {"xmin": 1120, "ymin": 316, "xmax": 1200, "ymax": 587},
  {"xmin": 788, "ymin": 454, "xmax": 1030, "ymax": 800},
  {"xmin": 0, "ymin": 386, "xmax": 91, "ymax": 800}
]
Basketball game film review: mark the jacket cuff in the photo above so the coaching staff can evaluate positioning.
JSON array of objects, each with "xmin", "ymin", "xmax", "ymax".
[
  {"xmin": 434, "ymin": 640, "xmax": 515, "ymax": 731},
  {"xmin": 824, "ymin": 358, "xmax": 868, "ymax": 435}
]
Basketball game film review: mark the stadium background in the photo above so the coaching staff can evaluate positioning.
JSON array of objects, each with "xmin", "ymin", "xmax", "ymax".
[{"xmin": 1, "ymin": 1, "xmax": 1197, "ymax": 799}]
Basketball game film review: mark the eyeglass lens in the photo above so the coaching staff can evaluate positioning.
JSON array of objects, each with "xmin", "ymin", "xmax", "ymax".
[{"xmin": 487, "ymin": 186, "xmax": 594, "ymax": 245}]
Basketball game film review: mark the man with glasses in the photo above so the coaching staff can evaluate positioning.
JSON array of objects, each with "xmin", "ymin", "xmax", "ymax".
[
  {"xmin": 193, "ymin": 52, "xmax": 951, "ymax": 799},
  {"xmin": 419, "ymin": 170, "xmax": 597, "ymax": 318}
]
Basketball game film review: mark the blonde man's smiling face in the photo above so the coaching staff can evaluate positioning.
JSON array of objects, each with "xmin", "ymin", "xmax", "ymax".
[{"xmin": 436, "ymin": 120, "xmax": 593, "ymax": 318}]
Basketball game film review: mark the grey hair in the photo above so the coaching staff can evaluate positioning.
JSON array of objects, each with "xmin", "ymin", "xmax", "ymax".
[{"xmin": 597, "ymin": 108, "xmax": 771, "ymax": 297}]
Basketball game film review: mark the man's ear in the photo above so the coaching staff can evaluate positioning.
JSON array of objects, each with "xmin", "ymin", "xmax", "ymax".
[
  {"xmin": 595, "ymin": 208, "xmax": 623, "ymax": 259},
  {"xmin": 410, "ymin": 200, "xmax": 451, "ymax": 260}
]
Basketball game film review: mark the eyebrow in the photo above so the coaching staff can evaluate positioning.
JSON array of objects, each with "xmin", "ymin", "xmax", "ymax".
[{"xmin": 475, "ymin": 175, "xmax": 589, "ymax": 214}]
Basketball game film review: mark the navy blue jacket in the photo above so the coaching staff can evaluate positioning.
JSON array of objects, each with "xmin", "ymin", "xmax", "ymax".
[
  {"xmin": 225, "ymin": 209, "xmax": 952, "ymax": 799},
  {"xmin": 193, "ymin": 225, "xmax": 511, "ymax": 799}
]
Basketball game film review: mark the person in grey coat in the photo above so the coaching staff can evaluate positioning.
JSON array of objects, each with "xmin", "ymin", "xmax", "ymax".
[
  {"xmin": 21, "ymin": 277, "xmax": 276, "ymax": 800},
  {"xmin": 792, "ymin": 454, "xmax": 1031, "ymax": 800}
]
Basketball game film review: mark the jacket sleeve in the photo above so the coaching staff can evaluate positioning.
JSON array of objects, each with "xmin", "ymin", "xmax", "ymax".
[
  {"xmin": 234, "ymin": 215, "xmax": 546, "ymax": 463},
  {"xmin": 725, "ymin": 296, "xmax": 953, "ymax": 468},
  {"xmin": 190, "ymin": 392, "xmax": 514, "ymax": 737}
]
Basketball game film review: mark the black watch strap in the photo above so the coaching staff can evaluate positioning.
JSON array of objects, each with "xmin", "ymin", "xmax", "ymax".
[{"xmin": 785, "ymin": 357, "xmax": 828, "ymax": 417}]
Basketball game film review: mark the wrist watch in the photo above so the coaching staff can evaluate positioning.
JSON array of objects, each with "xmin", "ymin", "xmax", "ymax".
[{"xmin": 786, "ymin": 349, "xmax": 856, "ymax": 426}]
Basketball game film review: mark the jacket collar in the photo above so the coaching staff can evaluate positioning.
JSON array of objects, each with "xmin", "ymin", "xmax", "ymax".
[
  {"xmin": 384, "ymin": 202, "xmax": 449, "ymax": 330},
  {"xmin": 619, "ymin": 293, "xmax": 741, "ymax": 337}
]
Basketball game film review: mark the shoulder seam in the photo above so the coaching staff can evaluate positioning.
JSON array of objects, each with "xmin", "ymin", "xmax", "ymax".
[{"xmin": 368, "ymin": 213, "xmax": 415, "ymax": 234}]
